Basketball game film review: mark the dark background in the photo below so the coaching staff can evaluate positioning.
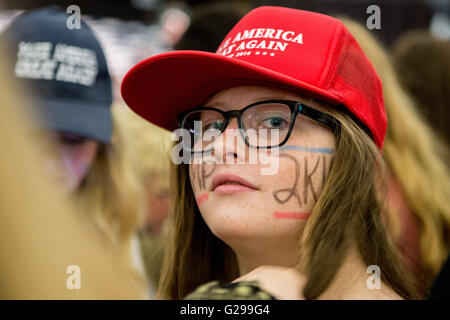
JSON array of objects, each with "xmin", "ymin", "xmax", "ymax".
[{"xmin": 0, "ymin": 0, "xmax": 440, "ymax": 46}]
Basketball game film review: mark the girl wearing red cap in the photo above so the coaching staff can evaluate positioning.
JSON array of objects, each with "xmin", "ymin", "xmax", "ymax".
[{"xmin": 122, "ymin": 6, "xmax": 419, "ymax": 299}]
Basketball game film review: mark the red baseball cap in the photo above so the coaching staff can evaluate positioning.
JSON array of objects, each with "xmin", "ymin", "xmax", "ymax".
[{"xmin": 121, "ymin": 6, "xmax": 386, "ymax": 148}]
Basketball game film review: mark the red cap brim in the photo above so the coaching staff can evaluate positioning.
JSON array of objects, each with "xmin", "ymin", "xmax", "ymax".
[{"xmin": 121, "ymin": 50, "xmax": 343, "ymax": 131}]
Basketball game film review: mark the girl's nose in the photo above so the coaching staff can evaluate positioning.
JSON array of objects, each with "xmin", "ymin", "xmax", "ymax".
[{"xmin": 212, "ymin": 118, "xmax": 247, "ymax": 164}]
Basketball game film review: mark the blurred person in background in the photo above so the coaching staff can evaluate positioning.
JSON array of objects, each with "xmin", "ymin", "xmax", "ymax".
[
  {"xmin": 1, "ymin": 6, "xmax": 149, "ymax": 298},
  {"xmin": 114, "ymin": 103, "xmax": 173, "ymax": 297},
  {"xmin": 0, "ymin": 39, "xmax": 143, "ymax": 299},
  {"xmin": 175, "ymin": 0, "xmax": 251, "ymax": 52},
  {"xmin": 339, "ymin": 18, "xmax": 450, "ymax": 297},
  {"xmin": 392, "ymin": 31, "xmax": 450, "ymax": 147}
]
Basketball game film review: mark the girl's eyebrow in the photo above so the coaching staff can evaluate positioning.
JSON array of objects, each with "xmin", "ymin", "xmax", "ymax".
[
  {"xmin": 205, "ymin": 96, "xmax": 304, "ymax": 109},
  {"xmin": 254, "ymin": 96, "xmax": 296, "ymax": 102},
  {"xmin": 204, "ymin": 101, "xmax": 226, "ymax": 108}
]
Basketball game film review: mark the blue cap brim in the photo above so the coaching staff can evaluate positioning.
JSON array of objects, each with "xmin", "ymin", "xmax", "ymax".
[{"xmin": 33, "ymin": 98, "xmax": 113, "ymax": 144}]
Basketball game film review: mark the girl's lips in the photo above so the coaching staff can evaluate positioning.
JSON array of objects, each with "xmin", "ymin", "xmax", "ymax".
[
  {"xmin": 211, "ymin": 173, "xmax": 259, "ymax": 194},
  {"xmin": 214, "ymin": 184, "xmax": 256, "ymax": 194}
]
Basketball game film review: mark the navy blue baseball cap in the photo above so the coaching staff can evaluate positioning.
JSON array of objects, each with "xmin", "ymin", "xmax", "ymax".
[{"xmin": 1, "ymin": 6, "xmax": 113, "ymax": 143}]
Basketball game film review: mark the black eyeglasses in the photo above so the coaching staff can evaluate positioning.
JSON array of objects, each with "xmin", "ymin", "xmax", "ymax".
[{"xmin": 177, "ymin": 99, "xmax": 340, "ymax": 153}]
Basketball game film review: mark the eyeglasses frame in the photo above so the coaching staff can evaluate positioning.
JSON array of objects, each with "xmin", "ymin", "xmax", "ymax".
[{"xmin": 177, "ymin": 99, "xmax": 341, "ymax": 154}]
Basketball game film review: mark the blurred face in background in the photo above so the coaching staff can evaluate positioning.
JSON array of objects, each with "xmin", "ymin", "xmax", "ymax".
[
  {"xmin": 42, "ymin": 131, "xmax": 99, "ymax": 194},
  {"xmin": 145, "ymin": 173, "xmax": 171, "ymax": 234}
]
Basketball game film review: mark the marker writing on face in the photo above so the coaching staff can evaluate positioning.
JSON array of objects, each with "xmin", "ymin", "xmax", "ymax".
[
  {"xmin": 272, "ymin": 152, "xmax": 331, "ymax": 219},
  {"xmin": 303, "ymin": 156, "xmax": 321, "ymax": 203},
  {"xmin": 279, "ymin": 145, "xmax": 334, "ymax": 154},
  {"xmin": 196, "ymin": 192, "xmax": 209, "ymax": 206},
  {"xmin": 273, "ymin": 211, "xmax": 310, "ymax": 220},
  {"xmin": 321, "ymin": 154, "xmax": 327, "ymax": 190},
  {"xmin": 191, "ymin": 162, "xmax": 216, "ymax": 205},
  {"xmin": 272, "ymin": 153, "xmax": 303, "ymax": 207}
]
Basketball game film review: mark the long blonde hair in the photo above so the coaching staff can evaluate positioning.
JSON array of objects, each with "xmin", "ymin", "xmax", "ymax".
[
  {"xmin": 75, "ymin": 103, "xmax": 147, "ymax": 293},
  {"xmin": 339, "ymin": 17, "xmax": 450, "ymax": 288},
  {"xmin": 112, "ymin": 103, "xmax": 173, "ymax": 290},
  {"xmin": 113, "ymin": 103, "xmax": 172, "ymax": 196},
  {"xmin": 158, "ymin": 104, "xmax": 419, "ymax": 300}
]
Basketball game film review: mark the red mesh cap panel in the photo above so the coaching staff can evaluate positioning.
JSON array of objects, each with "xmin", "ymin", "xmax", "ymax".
[{"xmin": 324, "ymin": 24, "xmax": 386, "ymax": 148}]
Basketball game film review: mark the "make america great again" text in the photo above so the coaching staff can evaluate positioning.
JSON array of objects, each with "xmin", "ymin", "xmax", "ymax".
[{"xmin": 217, "ymin": 28, "xmax": 303, "ymax": 57}]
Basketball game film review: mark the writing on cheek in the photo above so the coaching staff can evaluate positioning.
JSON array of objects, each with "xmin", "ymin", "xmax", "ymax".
[
  {"xmin": 196, "ymin": 192, "xmax": 209, "ymax": 206},
  {"xmin": 190, "ymin": 162, "xmax": 216, "ymax": 206},
  {"xmin": 272, "ymin": 151, "xmax": 331, "ymax": 219},
  {"xmin": 273, "ymin": 211, "xmax": 310, "ymax": 220},
  {"xmin": 272, "ymin": 154, "xmax": 302, "ymax": 207},
  {"xmin": 303, "ymin": 157, "xmax": 321, "ymax": 203}
]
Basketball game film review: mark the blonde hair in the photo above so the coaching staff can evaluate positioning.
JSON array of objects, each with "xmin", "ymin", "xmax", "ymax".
[
  {"xmin": 111, "ymin": 103, "xmax": 173, "ymax": 292},
  {"xmin": 113, "ymin": 104, "xmax": 173, "ymax": 193},
  {"xmin": 158, "ymin": 105, "xmax": 419, "ymax": 300},
  {"xmin": 339, "ymin": 17, "xmax": 450, "ymax": 288},
  {"xmin": 75, "ymin": 103, "xmax": 148, "ymax": 294}
]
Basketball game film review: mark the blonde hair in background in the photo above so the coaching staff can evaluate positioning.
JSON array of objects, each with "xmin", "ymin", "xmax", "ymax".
[
  {"xmin": 339, "ymin": 17, "xmax": 450, "ymax": 287},
  {"xmin": 74, "ymin": 103, "xmax": 149, "ymax": 297},
  {"xmin": 113, "ymin": 104, "xmax": 172, "ymax": 194},
  {"xmin": 112, "ymin": 103, "xmax": 173, "ymax": 293}
]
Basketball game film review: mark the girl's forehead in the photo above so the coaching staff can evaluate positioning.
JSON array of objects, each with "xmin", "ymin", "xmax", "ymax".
[
  {"xmin": 205, "ymin": 85, "xmax": 299, "ymax": 108},
  {"xmin": 203, "ymin": 85, "xmax": 326, "ymax": 112}
]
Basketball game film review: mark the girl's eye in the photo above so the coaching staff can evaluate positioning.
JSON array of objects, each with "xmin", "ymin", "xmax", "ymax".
[
  {"xmin": 261, "ymin": 117, "xmax": 288, "ymax": 129},
  {"xmin": 204, "ymin": 120, "xmax": 223, "ymax": 131}
]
